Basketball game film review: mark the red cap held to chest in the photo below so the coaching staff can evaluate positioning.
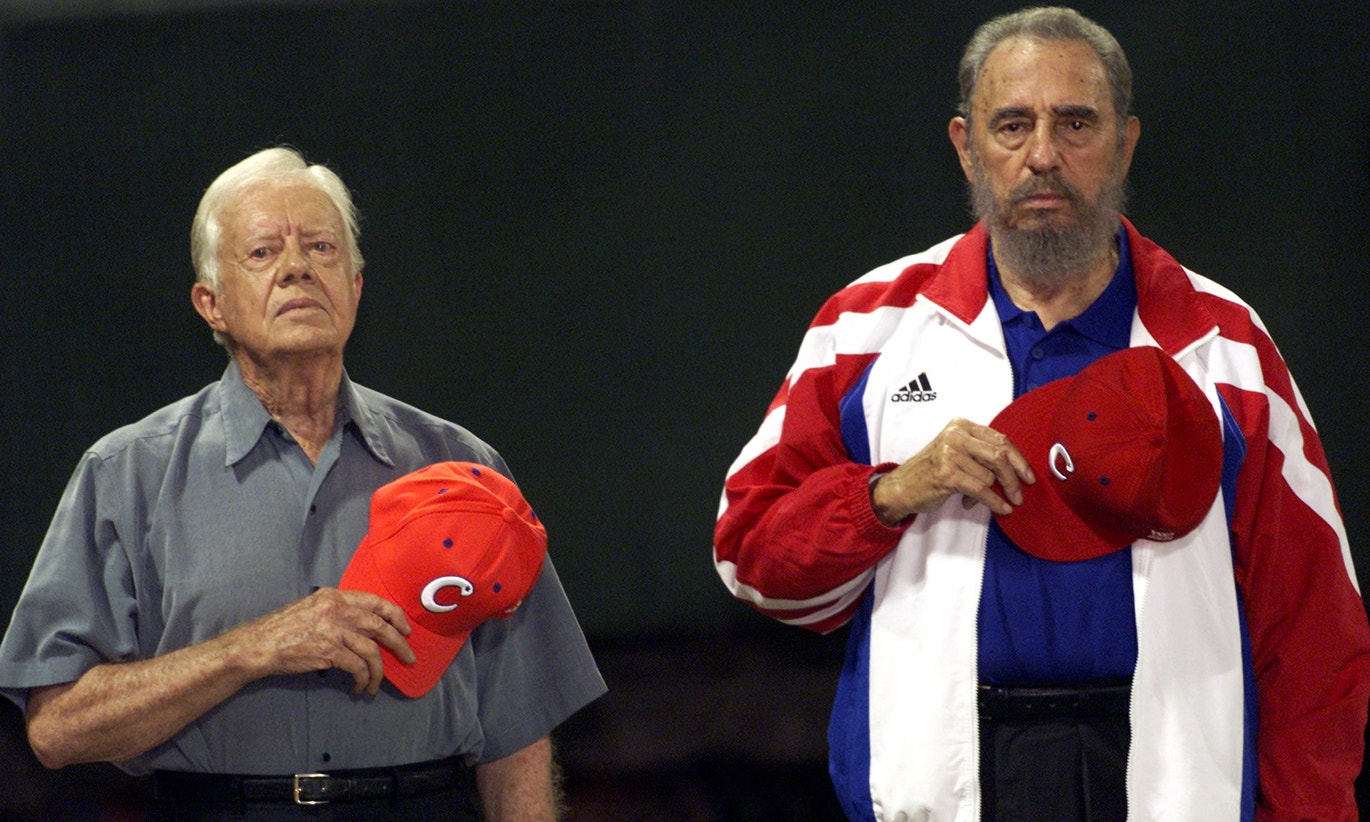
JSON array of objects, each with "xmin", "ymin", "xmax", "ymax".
[
  {"xmin": 990, "ymin": 346, "xmax": 1223, "ymax": 562},
  {"xmin": 339, "ymin": 461, "xmax": 547, "ymax": 697}
]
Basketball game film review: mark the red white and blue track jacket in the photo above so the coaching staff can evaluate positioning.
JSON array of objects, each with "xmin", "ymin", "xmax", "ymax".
[{"xmin": 714, "ymin": 220, "xmax": 1370, "ymax": 821}]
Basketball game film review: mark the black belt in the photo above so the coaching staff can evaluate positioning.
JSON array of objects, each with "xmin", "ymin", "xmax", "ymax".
[
  {"xmin": 978, "ymin": 681, "xmax": 1131, "ymax": 721},
  {"xmin": 153, "ymin": 756, "xmax": 473, "ymax": 806}
]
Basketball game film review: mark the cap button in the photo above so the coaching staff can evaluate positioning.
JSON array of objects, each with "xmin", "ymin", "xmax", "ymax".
[{"xmin": 502, "ymin": 508, "xmax": 517, "ymax": 523}]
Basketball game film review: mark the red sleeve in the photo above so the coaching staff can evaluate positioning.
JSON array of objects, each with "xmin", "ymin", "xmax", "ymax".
[
  {"xmin": 1209, "ymin": 300, "xmax": 1370, "ymax": 821},
  {"xmin": 712, "ymin": 247, "xmax": 971, "ymax": 634},
  {"xmin": 714, "ymin": 352, "xmax": 905, "ymax": 633}
]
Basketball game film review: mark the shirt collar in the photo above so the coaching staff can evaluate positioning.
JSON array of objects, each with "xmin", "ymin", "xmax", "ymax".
[
  {"xmin": 339, "ymin": 373, "xmax": 396, "ymax": 467},
  {"xmin": 217, "ymin": 359, "xmax": 395, "ymax": 468},
  {"xmin": 987, "ymin": 225, "xmax": 1135, "ymax": 349}
]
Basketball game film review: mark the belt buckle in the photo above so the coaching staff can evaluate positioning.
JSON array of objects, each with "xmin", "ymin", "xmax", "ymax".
[{"xmin": 293, "ymin": 773, "xmax": 331, "ymax": 806}]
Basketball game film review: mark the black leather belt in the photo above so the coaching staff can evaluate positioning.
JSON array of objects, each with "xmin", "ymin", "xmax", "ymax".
[
  {"xmin": 978, "ymin": 681, "xmax": 1131, "ymax": 721},
  {"xmin": 152, "ymin": 755, "xmax": 473, "ymax": 805}
]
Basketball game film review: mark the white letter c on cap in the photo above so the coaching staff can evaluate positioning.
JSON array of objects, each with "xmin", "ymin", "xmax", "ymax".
[
  {"xmin": 1049, "ymin": 443, "xmax": 1075, "ymax": 481},
  {"xmin": 420, "ymin": 576, "xmax": 475, "ymax": 613}
]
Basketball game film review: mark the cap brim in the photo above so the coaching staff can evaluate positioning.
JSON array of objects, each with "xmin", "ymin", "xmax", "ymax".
[
  {"xmin": 990, "ymin": 378, "xmax": 1132, "ymax": 562},
  {"xmin": 377, "ymin": 618, "xmax": 471, "ymax": 699},
  {"xmin": 338, "ymin": 532, "xmax": 470, "ymax": 699}
]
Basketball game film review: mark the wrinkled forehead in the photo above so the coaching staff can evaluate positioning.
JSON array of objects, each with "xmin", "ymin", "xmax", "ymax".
[
  {"xmin": 220, "ymin": 180, "xmax": 346, "ymax": 240},
  {"xmin": 972, "ymin": 36, "xmax": 1114, "ymax": 118}
]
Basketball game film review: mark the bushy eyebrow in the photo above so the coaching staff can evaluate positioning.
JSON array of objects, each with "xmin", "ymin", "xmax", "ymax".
[{"xmin": 1052, "ymin": 104, "xmax": 1100, "ymax": 122}]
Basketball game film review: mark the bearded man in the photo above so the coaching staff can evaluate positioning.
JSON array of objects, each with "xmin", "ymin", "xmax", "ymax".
[{"xmin": 713, "ymin": 7, "xmax": 1370, "ymax": 821}]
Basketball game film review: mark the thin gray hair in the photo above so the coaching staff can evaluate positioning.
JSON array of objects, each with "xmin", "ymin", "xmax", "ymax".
[
  {"xmin": 957, "ymin": 7, "xmax": 1132, "ymax": 126},
  {"xmin": 190, "ymin": 146, "xmax": 364, "ymax": 294}
]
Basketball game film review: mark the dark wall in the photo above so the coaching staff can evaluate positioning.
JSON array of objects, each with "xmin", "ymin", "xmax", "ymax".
[{"xmin": 2, "ymin": 0, "xmax": 1367, "ymax": 643}]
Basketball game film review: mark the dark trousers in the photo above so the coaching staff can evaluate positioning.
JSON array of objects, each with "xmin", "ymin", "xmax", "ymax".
[{"xmin": 979, "ymin": 714, "xmax": 1130, "ymax": 822}]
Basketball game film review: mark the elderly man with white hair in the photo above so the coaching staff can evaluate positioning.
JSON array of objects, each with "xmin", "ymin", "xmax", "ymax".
[{"xmin": 0, "ymin": 147, "xmax": 605, "ymax": 821}]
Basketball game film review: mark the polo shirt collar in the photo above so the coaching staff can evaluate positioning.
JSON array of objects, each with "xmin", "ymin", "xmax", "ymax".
[{"xmin": 987, "ymin": 225, "xmax": 1135, "ymax": 350}]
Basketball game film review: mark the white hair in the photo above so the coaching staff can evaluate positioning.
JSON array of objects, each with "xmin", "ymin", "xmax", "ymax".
[{"xmin": 190, "ymin": 146, "xmax": 363, "ymax": 293}]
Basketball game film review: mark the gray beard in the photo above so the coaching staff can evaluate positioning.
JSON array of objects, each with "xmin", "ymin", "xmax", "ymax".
[{"xmin": 971, "ymin": 161, "xmax": 1127, "ymax": 290}]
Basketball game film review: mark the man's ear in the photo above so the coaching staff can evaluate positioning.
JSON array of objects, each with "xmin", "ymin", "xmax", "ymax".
[
  {"xmin": 191, "ymin": 282, "xmax": 227, "ymax": 334},
  {"xmin": 948, "ymin": 117, "xmax": 974, "ymax": 180},
  {"xmin": 1119, "ymin": 115, "xmax": 1141, "ymax": 178}
]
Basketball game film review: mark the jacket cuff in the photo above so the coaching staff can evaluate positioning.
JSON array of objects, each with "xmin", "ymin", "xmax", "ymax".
[{"xmin": 856, "ymin": 462, "xmax": 914, "ymax": 538}]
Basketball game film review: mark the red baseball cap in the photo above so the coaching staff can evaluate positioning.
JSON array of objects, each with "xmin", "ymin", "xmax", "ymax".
[
  {"xmin": 989, "ymin": 346, "xmax": 1222, "ymax": 562},
  {"xmin": 339, "ymin": 461, "xmax": 547, "ymax": 697}
]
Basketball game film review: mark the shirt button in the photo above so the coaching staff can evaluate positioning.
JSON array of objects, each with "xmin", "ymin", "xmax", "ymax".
[
  {"xmin": 321, "ymin": 752, "xmax": 332, "ymax": 764},
  {"xmin": 1030, "ymin": 347, "xmax": 1045, "ymax": 360}
]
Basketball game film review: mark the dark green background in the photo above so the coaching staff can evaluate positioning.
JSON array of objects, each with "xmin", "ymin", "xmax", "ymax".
[{"xmin": 2, "ymin": 0, "xmax": 1367, "ymax": 642}]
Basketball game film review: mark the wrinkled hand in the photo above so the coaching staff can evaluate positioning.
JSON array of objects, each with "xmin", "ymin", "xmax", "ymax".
[
  {"xmin": 225, "ymin": 587, "xmax": 415, "ymax": 695},
  {"xmin": 871, "ymin": 417, "xmax": 1035, "ymax": 526}
]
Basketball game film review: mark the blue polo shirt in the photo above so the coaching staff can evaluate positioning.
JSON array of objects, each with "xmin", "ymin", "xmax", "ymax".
[{"xmin": 978, "ymin": 230, "xmax": 1139, "ymax": 686}]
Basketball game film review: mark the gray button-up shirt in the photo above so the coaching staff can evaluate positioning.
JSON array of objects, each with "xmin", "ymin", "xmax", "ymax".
[{"xmin": 0, "ymin": 361, "xmax": 605, "ymax": 775}]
